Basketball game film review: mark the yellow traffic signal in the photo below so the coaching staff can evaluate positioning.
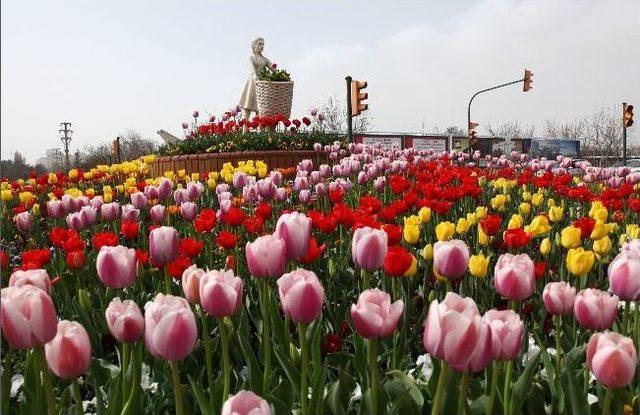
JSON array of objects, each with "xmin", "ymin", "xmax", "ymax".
[
  {"xmin": 523, "ymin": 69, "xmax": 533, "ymax": 92},
  {"xmin": 623, "ymin": 103, "xmax": 634, "ymax": 128},
  {"xmin": 350, "ymin": 80, "xmax": 368, "ymax": 116}
]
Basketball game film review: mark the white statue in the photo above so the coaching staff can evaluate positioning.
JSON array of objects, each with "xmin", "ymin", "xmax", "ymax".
[
  {"xmin": 157, "ymin": 129, "xmax": 180, "ymax": 145},
  {"xmin": 239, "ymin": 37, "xmax": 272, "ymax": 121}
]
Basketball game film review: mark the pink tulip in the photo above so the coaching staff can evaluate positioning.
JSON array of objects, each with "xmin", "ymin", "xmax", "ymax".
[
  {"xmin": 130, "ymin": 192, "xmax": 147, "ymax": 209},
  {"xmin": 181, "ymin": 265, "xmax": 205, "ymax": 305},
  {"xmin": 105, "ymin": 298, "xmax": 144, "ymax": 343},
  {"xmin": 483, "ymin": 309, "xmax": 524, "ymax": 361},
  {"xmin": 270, "ymin": 171, "xmax": 282, "ymax": 186},
  {"xmin": 351, "ymin": 227, "xmax": 388, "ymax": 271},
  {"xmin": 96, "ymin": 245, "xmax": 137, "ymax": 288},
  {"xmin": 586, "ymin": 332, "xmax": 637, "ymax": 387},
  {"xmin": 298, "ymin": 190, "xmax": 311, "ymax": 204},
  {"xmin": 433, "ymin": 240, "xmax": 470, "ymax": 280},
  {"xmin": 222, "ymin": 390, "xmax": 271, "ymax": 415},
  {"xmin": 574, "ymin": 288, "xmax": 619, "ymax": 330},
  {"xmin": 180, "ymin": 202, "xmax": 198, "ymax": 220},
  {"xmin": 351, "ymin": 288, "xmax": 403, "ymax": 339},
  {"xmin": 199, "ymin": 269, "xmax": 244, "ymax": 318},
  {"xmin": 543, "ymin": 282, "xmax": 577, "ymax": 315},
  {"xmin": 1, "ymin": 286, "xmax": 58, "ymax": 349},
  {"xmin": 14, "ymin": 211, "xmax": 33, "ymax": 233},
  {"xmin": 186, "ymin": 181, "xmax": 203, "ymax": 200},
  {"xmin": 423, "ymin": 293, "xmax": 492, "ymax": 372},
  {"xmin": 257, "ymin": 179, "xmax": 277, "ymax": 200},
  {"xmin": 90, "ymin": 196, "xmax": 104, "ymax": 209},
  {"xmin": 100, "ymin": 202, "xmax": 120, "ymax": 221},
  {"xmin": 149, "ymin": 204, "xmax": 165, "ymax": 224},
  {"xmin": 66, "ymin": 211, "xmax": 86, "ymax": 230},
  {"xmin": 608, "ymin": 249, "xmax": 640, "ymax": 301},
  {"xmin": 149, "ymin": 226, "xmax": 179, "ymax": 266},
  {"xmin": 79, "ymin": 206, "xmax": 97, "ymax": 226},
  {"xmin": 121, "ymin": 204, "xmax": 140, "ymax": 222},
  {"xmin": 174, "ymin": 188, "xmax": 189, "ymax": 205},
  {"xmin": 246, "ymin": 234, "xmax": 287, "ymax": 278},
  {"xmin": 277, "ymin": 268, "xmax": 324, "ymax": 324},
  {"xmin": 233, "ymin": 172, "xmax": 247, "ymax": 189},
  {"xmin": 46, "ymin": 200, "xmax": 65, "ymax": 218},
  {"xmin": 158, "ymin": 178, "xmax": 174, "ymax": 200},
  {"xmin": 494, "ymin": 253, "xmax": 536, "ymax": 300},
  {"xmin": 144, "ymin": 294, "xmax": 197, "ymax": 361},
  {"xmin": 275, "ymin": 188, "xmax": 287, "ymax": 201},
  {"xmin": 144, "ymin": 185, "xmax": 159, "ymax": 200},
  {"xmin": 45, "ymin": 320, "xmax": 92, "ymax": 379},
  {"xmin": 9, "ymin": 269, "xmax": 51, "ymax": 294},
  {"xmin": 274, "ymin": 212, "xmax": 312, "ymax": 260}
]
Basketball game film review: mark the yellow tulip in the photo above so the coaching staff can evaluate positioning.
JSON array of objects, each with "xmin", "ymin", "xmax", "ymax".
[
  {"xmin": 507, "ymin": 214, "xmax": 523, "ymax": 230},
  {"xmin": 1, "ymin": 190, "xmax": 13, "ymax": 202},
  {"xmin": 469, "ymin": 252, "xmax": 490, "ymax": 278},
  {"xmin": 525, "ymin": 215, "xmax": 550, "ymax": 237},
  {"xmin": 478, "ymin": 224, "xmax": 489, "ymax": 246},
  {"xmin": 404, "ymin": 215, "xmax": 421, "ymax": 228},
  {"xmin": 403, "ymin": 225, "xmax": 420, "ymax": 245},
  {"xmin": 418, "ymin": 207, "xmax": 432, "ymax": 223},
  {"xmin": 540, "ymin": 238, "xmax": 552, "ymax": 255},
  {"xmin": 68, "ymin": 169, "xmax": 79, "ymax": 180},
  {"xmin": 566, "ymin": 248, "xmax": 595, "ymax": 276},
  {"xmin": 435, "ymin": 221, "xmax": 455, "ymax": 241},
  {"xmin": 560, "ymin": 226, "xmax": 582, "ymax": 249},
  {"xmin": 531, "ymin": 192, "xmax": 544, "ymax": 207},
  {"xmin": 456, "ymin": 218, "xmax": 471, "ymax": 234},
  {"xmin": 491, "ymin": 194, "xmax": 508, "ymax": 211},
  {"xmin": 475, "ymin": 206, "xmax": 488, "ymax": 220},
  {"xmin": 403, "ymin": 256, "xmax": 418, "ymax": 277},
  {"xmin": 466, "ymin": 212, "xmax": 478, "ymax": 225},
  {"xmin": 177, "ymin": 169, "xmax": 186, "ymax": 177},
  {"xmin": 590, "ymin": 221, "xmax": 608, "ymax": 240},
  {"xmin": 31, "ymin": 204, "xmax": 40, "ymax": 216},
  {"xmin": 422, "ymin": 244, "xmax": 433, "ymax": 261},
  {"xmin": 619, "ymin": 234, "xmax": 628, "ymax": 247},
  {"xmin": 48, "ymin": 173, "xmax": 58, "ymax": 184},
  {"xmin": 522, "ymin": 191, "xmax": 532, "ymax": 202},
  {"xmin": 519, "ymin": 202, "xmax": 531, "ymax": 216},
  {"xmin": 103, "ymin": 192, "xmax": 113, "ymax": 203},
  {"xmin": 626, "ymin": 224, "xmax": 640, "ymax": 239},
  {"xmin": 548, "ymin": 206, "xmax": 564, "ymax": 223},
  {"xmin": 593, "ymin": 236, "xmax": 612, "ymax": 255},
  {"xmin": 547, "ymin": 199, "xmax": 556, "ymax": 208}
]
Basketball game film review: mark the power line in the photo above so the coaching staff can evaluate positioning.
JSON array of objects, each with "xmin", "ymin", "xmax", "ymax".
[{"xmin": 59, "ymin": 122, "xmax": 73, "ymax": 169}]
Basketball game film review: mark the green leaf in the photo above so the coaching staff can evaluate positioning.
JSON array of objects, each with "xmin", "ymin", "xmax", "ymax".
[
  {"xmin": 326, "ymin": 369, "xmax": 357, "ymax": 415},
  {"xmin": 272, "ymin": 343, "xmax": 301, "ymax": 397},
  {"xmin": 509, "ymin": 352, "xmax": 541, "ymax": 414},
  {"xmin": 237, "ymin": 313, "xmax": 262, "ymax": 393},
  {"xmin": 384, "ymin": 370, "xmax": 424, "ymax": 415},
  {"xmin": 561, "ymin": 344, "xmax": 588, "ymax": 415},
  {"xmin": 309, "ymin": 363, "xmax": 328, "ymax": 415},
  {"xmin": 1, "ymin": 351, "xmax": 13, "ymax": 415},
  {"xmin": 188, "ymin": 374, "xmax": 212, "ymax": 415}
]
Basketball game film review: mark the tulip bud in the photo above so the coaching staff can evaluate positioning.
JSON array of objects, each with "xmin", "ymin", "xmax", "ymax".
[
  {"xmin": 277, "ymin": 268, "xmax": 324, "ymax": 324},
  {"xmin": 149, "ymin": 226, "xmax": 179, "ymax": 266},
  {"xmin": 351, "ymin": 288, "xmax": 403, "ymax": 339},
  {"xmin": 144, "ymin": 294, "xmax": 197, "ymax": 361},
  {"xmin": 351, "ymin": 227, "xmax": 388, "ymax": 271},
  {"xmin": 96, "ymin": 245, "xmax": 137, "ymax": 288},
  {"xmin": 1, "ymin": 286, "xmax": 58, "ymax": 349},
  {"xmin": 246, "ymin": 235, "xmax": 286, "ymax": 278},
  {"xmin": 542, "ymin": 282, "xmax": 576, "ymax": 315},
  {"xmin": 574, "ymin": 288, "xmax": 618, "ymax": 330},
  {"xmin": 494, "ymin": 253, "xmax": 535, "ymax": 300},
  {"xmin": 222, "ymin": 391, "xmax": 271, "ymax": 415},
  {"xmin": 199, "ymin": 269, "xmax": 244, "ymax": 318},
  {"xmin": 105, "ymin": 298, "xmax": 144, "ymax": 343},
  {"xmin": 45, "ymin": 320, "xmax": 92, "ymax": 379},
  {"xmin": 586, "ymin": 332, "xmax": 637, "ymax": 388}
]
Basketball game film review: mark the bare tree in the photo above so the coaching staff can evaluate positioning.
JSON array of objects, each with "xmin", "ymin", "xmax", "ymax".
[
  {"xmin": 583, "ymin": 107, "xmax": 622, "ymax": 158},
  {"xmin": 431, "ymin": 125, "xmax": 466, "ymax": 136},
  {"xmin": 78, "ymin": 130, "xmax": 157, "ymax": 169},
  {"xmin": 486, "ymin": 121, "xmax": 535, "ymax": 139},
  {"xmin": 320, "ymin": 95, "xmax": 371, "ymax": 133},
  {"xmin": 542, "ymin": 117, "xmax": 588, "ymax": 140}
]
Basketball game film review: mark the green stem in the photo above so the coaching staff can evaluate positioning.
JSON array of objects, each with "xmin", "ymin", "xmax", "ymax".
[
  {"xmin": 621, "ymin": 300, "xmax": 630, "ymax": 335},
  {"xmin": 169, "ymin": 361, "xmax": 184, "ymax": 415},
  {"xmin": 503, "ymin": 360, "xmax": 514, "ymax": 415},
  {"xmin": 554, "ymin": 316, "xmax": 562, "ymax": 379},
  {"xmin": 457, "ymin": 372, "xmax": 470, "ymax": 415},
  {"xmin": 35, "ymin": 346, "xmax": 56, "ymax": 415},
  {"xmin": 298, "ymin": 323, "xmax": 309, "ymax": 414},
  {"xmin": 200, "ymin": 313, "xmax": 215, "ymax": 394},
  {"xmin": 163, "ymin": 267, "xmax": 172, "ymax": 294},
  {"xmin": 121, "ymin": 342, "xmax": 130, "ymax": 406},
  {"xmin": 260, "ymin": 279, "xmax": 272, "ymax": 392},
  {"xmin": 487, "ymin": 362, "xmax": 500, "ymax": 415},
  {"xmin": 71, "ymin": 378, "xmax": 83, "ymax": 415},
  {"xmin": 361, "ymin": 268, "xmax": 371, "ymax": 291},
  {"xmin": 368, "ymin": 338, "xmax": 378, "ymax": 415},
  {"xmin": 602, "ymin": 387, "xmax": 613, "ymax": 415},
  {"xmin": 219, "ymin": 317, "xmax": 231, "ymax": 402},
  {"xmin": 431, "ymin": 361, "xmax": 449, "ymax": 415}
]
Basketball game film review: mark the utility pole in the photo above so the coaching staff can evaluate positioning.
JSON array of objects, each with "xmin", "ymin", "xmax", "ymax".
[{"xmin": 59, "ymin": 122, "xmax": 73, "ymax": 169}]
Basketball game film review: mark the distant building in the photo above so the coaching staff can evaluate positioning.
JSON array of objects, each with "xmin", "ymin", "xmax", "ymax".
[{"xmin": 36, "ymin": 148, "xmax": 64, "ymax": 171}]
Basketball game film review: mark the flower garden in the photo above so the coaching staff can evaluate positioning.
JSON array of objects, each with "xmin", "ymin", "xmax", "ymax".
[{"xmin": 1, "ymin": 143, "xmax": 640, "ymax": 415}]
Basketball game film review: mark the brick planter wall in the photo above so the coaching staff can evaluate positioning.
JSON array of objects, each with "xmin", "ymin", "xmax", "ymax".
[{"xmin": 149, "ymin": 150, "xmax": 326, "ymax": 178}]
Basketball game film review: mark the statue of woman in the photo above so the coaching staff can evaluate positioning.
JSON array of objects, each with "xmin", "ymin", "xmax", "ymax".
[{"xmin": 240, "ymin": 37, "xmax": 272, "ymax": 121}]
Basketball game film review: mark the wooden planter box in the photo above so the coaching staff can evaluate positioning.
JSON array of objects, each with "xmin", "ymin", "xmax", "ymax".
[{"xmin": 149, "ymin": 150, "xmax": 326, "ymax": 178}]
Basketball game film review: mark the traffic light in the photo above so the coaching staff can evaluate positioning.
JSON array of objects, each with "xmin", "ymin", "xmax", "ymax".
[
  {"xmin": 523, "ymin": 69, "xmax": 533, "ymax": 92},
  {"xmin": 469, "ymin": 121, "xmax": 479, "ymax": 148},
  {"xmin": 350, "ymin": 80, "xmax": 368, "ymax": 116},
  {"xmin": 623, "ymin": 103, "xmax": 634, "ymax": 128}
]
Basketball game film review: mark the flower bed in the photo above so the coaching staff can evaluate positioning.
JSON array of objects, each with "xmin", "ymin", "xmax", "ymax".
[{"xmin": 1, "ymin": 146, "xmax": 640, "ymax": 414}]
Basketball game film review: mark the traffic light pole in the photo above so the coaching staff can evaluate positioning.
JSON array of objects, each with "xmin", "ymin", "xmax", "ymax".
[
  {"xmin": 623, "ymin": 102, "xmax": 627, "ymax": 165},
  {"xmin": 346, "ymin": 76, "xmax": 353, "ymax": 142},
  {"xmin": 467, "ymin": 77, "xmax": 524, "ymax": 153}
]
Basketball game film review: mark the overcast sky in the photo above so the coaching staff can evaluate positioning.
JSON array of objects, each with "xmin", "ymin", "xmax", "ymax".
[{"xmin": 2, "ymin": 0, "xmax": 639, "ymax": 162}]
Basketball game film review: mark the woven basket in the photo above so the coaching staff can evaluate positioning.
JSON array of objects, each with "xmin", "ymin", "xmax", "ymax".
[{"xmin": 256, "ymin": 81, "xmax": 294, "ymax": 118}]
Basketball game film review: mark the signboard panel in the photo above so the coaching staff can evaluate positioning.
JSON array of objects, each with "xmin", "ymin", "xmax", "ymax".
[
  {"xmin": 529, "ymin": 139, "xmax": 580, "ymax": 158},
  {"xmin": 406, "ymin": 136, "xmax": 448, "ymax": 153},
  {"xmin": 356, "ymin": 135, "xmax": 403, "ymax": 150}
]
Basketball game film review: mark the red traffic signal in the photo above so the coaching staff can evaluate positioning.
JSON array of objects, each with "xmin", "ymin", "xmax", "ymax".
[
  {"xmin": 350, "ymin": 80, "xmax": 368, "ymax": 116},
  {"xmin": 623, "ymin": 103, "xmax": 634, "ymax": 128},
  {"xmin": 523, "ymin": 69, "xmax": 533, "ymax": 92}
]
